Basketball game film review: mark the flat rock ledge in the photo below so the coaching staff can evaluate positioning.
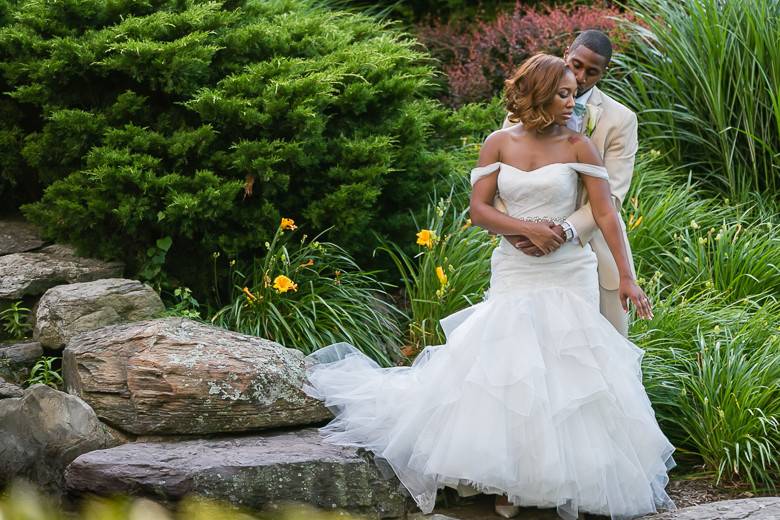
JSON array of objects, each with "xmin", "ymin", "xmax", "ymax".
[
  {"xmin": 63, "ymin": 318, "xmax": 331, "ymax": 435},
  {"xmin": 65, "ymin": 428, "xmax": 409, "ymax": 519},
  {"xmin": 33, "ymin": 278, "xmax": 164, "ymax": 350},
  {"xmin": 642, "ymin": 497, "xmax": 780, "ymax": 519},
  {"xmin": 0, "ymin": 219, "xmax": 44, "ymax": 256},
  {"xmin": 0, "ymin": 244, "xmax": 123, "ymax": 300}
]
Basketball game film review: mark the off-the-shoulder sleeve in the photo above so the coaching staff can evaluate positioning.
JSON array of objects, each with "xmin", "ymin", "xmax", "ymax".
[
  {"xmin": 568, "ymin": 163, "xmax": 608, "ymax": 179},
  {"xmin": 470, "ymin": 162, "xmax": 501, "ymax": 186}
]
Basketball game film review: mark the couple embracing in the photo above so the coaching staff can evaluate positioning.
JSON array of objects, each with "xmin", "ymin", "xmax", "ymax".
[{"xmin": 303, "ymin": 30, "xmax": 676, "ymax": 520}]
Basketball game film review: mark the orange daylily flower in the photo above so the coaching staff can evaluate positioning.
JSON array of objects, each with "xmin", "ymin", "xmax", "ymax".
[{"xmin": 400, "ymin": 345, "xmax": 418, "ymax": 357}]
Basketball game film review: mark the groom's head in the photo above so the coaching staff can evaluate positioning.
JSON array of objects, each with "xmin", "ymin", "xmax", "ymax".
[{"xmin": 564, "ymin": 30, "xmax": 612, "ymax": 97}]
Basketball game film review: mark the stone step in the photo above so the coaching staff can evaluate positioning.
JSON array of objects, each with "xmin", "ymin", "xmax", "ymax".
[
  {"xmin": 642, "ymin": 497, "xmax": 780, "ymax": 519},
  {"xmin": 63, "ymin": 318, "xmax": 331, "ymax": 435},
  {"xmin": 33, "ymin": 278, "xmax": 164, "ymax": 350},
  {"xmin": 65, "ymin": 428, "xmax": 410, "ymax": 518},
  {"xmin": 0, "ymin": 219, "xmax": 44, "ymax": 256},
  {"xmin": 0, "ymin": 244, "xmax": 123, "ymax": 300}
]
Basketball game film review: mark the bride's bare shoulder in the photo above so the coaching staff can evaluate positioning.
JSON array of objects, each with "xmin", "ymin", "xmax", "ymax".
[
  {"xmin": 480, "ymin": 128, "xmax": 511, "ymax": 152},
  {"xmin": 566, "ymin": 132, "xmax": 602, "ymax": 165},
  {"xmin": 484, "ymin": 127, "xmax": 516, "ymax": 143},
  {"xmin": 558, "ymin": 126, "xmax": 584, "ymax": 144}
]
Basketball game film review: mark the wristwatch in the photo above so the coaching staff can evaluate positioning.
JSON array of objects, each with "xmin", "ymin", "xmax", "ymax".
[{"xmin": 561, "ymin": 221, "xmax": 575, "ymax": 241}]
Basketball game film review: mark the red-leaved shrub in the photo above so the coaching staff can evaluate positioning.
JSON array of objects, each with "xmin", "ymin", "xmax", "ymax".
[{"xmin": 417, "ymin": 2, "xmax": 637, "ymax": 106}]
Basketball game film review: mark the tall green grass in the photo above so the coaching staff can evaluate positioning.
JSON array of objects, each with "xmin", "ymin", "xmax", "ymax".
[
  {"xmin": 608, "ymin": 0, "xmax": 780, "ymax": 200},
  {"xmin": 625, "ymin": 152, "xmax": 780, "ymax": 487},
  {"xmin": 625, "ymin": 153, "xmax": 780, "ymax": 302},
  {"xmin": 633, "ymin": 286, "xmax": 780, "ymax": 487},
  {"xmin": 379, "ymin": 192, "xmax": 495, "ymax": 353},
  {"xmin": 211, "ymin": 221, "xmax": 404, "ymax": 367}
]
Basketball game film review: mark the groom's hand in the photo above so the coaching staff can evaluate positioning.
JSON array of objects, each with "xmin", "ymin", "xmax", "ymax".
[
  {"xmin": 503, "ymin": 234, "xmax": 539, "ymax": 255},
  {"xmin": 508, "ymin": 224, "xmax": 566, "ymax": 256}
]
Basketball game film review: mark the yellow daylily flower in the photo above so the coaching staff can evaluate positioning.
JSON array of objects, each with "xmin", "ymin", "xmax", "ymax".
[
  {"xmin": 416, "ymin": 229, "xmax": 436, "ymax": 248},
  {"xmin": 280, "ymin": 218, "xmax": 297, "ymax": 231},
  {"xmin": 272, "ymin": 275, "xmax": 298, "ymax": 293},
  {"xmin": 435, "ymin": 266, "xmax": 448, "ymax": 286}
]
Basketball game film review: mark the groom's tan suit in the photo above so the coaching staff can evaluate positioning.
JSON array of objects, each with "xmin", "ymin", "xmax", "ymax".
[{"xmin": 501, "ymin": 85, "xmax": 638, "ymax": 337}]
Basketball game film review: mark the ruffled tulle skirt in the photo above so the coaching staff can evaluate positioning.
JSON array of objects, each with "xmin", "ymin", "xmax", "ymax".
[{"xmin": 303, "ymin": 286, "xmax": 676, "ymax": 519}]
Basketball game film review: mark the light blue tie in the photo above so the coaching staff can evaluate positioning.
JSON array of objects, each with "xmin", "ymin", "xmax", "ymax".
[{"xmin": 573, "ymin": 103, "xmax": 586, "ymax": 117}]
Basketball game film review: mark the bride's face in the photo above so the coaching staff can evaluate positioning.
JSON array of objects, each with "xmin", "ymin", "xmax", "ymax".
[{"xmin": 548, "ymin": 70, "xmax": 577, "ymax": 126}]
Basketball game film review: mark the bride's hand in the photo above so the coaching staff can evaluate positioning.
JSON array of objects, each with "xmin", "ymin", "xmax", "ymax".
[
  {"xmin": 523, "ymin": 222, "xmax": 565, "ymax": 255},
  {"xmin": 619, "ymin": 278, "xmax": 654, "ymax": 320}
]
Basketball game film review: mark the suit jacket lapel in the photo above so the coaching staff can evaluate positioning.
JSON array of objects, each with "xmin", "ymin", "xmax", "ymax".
[
  {"xmin": 579, "ymin": 87, "xmax": 601, "ymax": 135},
  {"xmin": 587, "ymin": 85, "xmax": 604, "ymax": 107},
  {"xmin": 576, "ymin": 86, "xmax": 606, "ymax": 204}
]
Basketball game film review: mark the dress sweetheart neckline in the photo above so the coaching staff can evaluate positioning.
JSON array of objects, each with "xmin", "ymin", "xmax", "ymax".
[
  {"xmin": 469, "ymin": 161, "xmax": 609, "ymax": 185},
  {"xmin": 498, "ymin": 162, "xmax": 571, "ymax": 174}
]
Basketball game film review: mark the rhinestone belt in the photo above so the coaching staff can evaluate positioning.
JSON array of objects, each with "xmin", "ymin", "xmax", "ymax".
[{"xmin": 516, "ymin": 216, "xmax": 567, "ymax": 223}]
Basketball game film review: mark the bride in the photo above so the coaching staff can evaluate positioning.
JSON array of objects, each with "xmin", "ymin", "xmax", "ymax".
[{"xmin": 303, "ymin": 54, "xmax": 676, "ymax": 520}]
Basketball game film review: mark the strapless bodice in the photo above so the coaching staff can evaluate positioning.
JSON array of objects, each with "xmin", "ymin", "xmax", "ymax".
[
  {"xmin": 470, "ymin": 162, "xmax": 608, "ymax": 221},
  {"xmin": 470, "ymin": 161, "xmax": 610, "ymax": 301}
]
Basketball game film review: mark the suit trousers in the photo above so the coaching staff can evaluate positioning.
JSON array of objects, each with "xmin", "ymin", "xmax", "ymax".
[{"xmin": 599, "ymin": 285, "xmax": 629, "ymax": 338}]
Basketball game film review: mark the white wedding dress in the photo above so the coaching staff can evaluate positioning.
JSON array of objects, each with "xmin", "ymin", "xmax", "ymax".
[{"xmin": 303, "ymin": 162, "xmax": 676, "ymax": 519}]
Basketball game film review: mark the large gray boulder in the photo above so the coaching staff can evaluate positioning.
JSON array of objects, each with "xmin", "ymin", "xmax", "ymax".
[
  {"xmin": 0, "ymin": 244, "xmax": 123, "ymax": 300},
  {"xmin": 0, "ymin": 340, "xmax": 43, "ymax": 383},
  {"xmin": 0, "ymin": 219, "xmax": 44, "ymax": 256},
  {"xmin": 0, "ymin": 384, "xmax": 123, "ymax": 494},
  {"xmin": 33, "ymin": 278, "xmax": 164, "ymax": 350},
  {"xmin": 65, "ymin": 428, "xmax": 409, "ymax": 518},
  {"xmin": 643, "ymin": 498, "xmax": 780, "ymax": 519},
  {"xmin": 63, "ymin": 318, "xmax": 331, "ymax": 435},
  {"xmin": 0, "ymin": 376, "xmax": 24, "ymax": 398}
]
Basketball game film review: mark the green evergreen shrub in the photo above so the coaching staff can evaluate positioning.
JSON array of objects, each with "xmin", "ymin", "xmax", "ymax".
[{"xmin": 0, "ymin": 0, "xmax": 468, "ymax": 290}]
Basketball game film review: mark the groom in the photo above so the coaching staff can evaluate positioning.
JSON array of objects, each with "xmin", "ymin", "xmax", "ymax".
[{"xmin": 502, "ymin": 30, "xmax": 638, "ymax": 337}]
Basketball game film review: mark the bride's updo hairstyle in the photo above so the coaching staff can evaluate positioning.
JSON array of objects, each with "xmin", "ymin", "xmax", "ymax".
[{"xmin": 505, "ymin": 54, "xmax": 568, "ymax": 131}]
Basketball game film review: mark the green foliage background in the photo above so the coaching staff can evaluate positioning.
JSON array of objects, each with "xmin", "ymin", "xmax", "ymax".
[
  {"xmin": 607, "ymin": 0, "xmax": 780, "ymax": 200},
  {"xmin": 0, "ymin": 0, "xmax": 491, "ymax": 291}
]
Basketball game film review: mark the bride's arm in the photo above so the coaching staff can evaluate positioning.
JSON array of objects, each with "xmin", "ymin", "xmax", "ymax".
[
  {"xmin": 575, "ymin": 138, "xmax": 654, "ymax": 319},
  {"xmin": 469, "ymin": 132, "xmax": 564, "ymax": 254}
]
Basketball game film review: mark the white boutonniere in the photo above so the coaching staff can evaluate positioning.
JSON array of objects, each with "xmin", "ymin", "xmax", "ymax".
[{"xmin": 584, "ymin": 105, "xmax": 602, "ymax": 137}]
